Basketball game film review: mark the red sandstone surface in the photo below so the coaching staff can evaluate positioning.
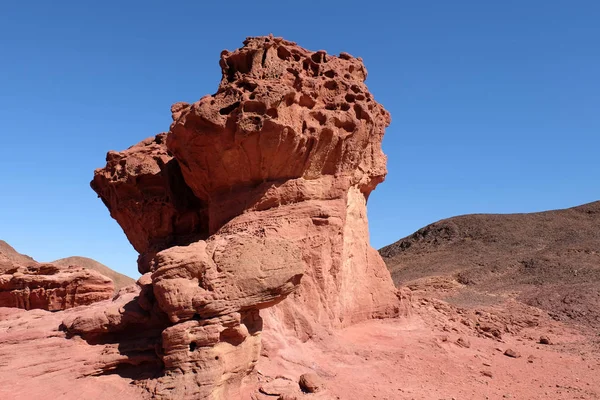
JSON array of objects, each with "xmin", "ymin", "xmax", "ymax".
[
  {"xmin": 50, "ymin": 35, "xmax": 399, "ymax": 399},
  {"xmin": 1, "ymin": 36, "xmax": 598, "ymax": 400},
  {"xmin": 2, "ymin": 288, "xmax": 599, "ymax": 399},
  {"xmin": 0, "ymin": 242, "xmax": 115, "ymax": 310}
]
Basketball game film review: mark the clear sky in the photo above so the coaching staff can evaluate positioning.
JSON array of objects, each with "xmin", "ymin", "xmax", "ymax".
[{"xmin": 1, "ymin": 1, "xmax": 599, "ymax": 278}]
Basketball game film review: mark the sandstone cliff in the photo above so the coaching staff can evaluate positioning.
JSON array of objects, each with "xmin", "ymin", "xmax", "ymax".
[{"xmin": 0, "ymin": 242, "xmax": 114, "ymax": 310}]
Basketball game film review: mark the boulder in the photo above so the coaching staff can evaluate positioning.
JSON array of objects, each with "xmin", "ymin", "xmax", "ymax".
[{"xmin": 299, "ymin": 372, "xmax": 325, "ymax": 393}]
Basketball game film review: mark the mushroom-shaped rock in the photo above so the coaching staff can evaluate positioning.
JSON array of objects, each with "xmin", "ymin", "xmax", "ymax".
[{"xmin": 80, "ymin": 35, "xmax": 398, "ymax": 400}]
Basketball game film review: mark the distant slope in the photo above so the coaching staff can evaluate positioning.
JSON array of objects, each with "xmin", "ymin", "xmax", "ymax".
[
  {"xmin": 51, "ymin": 256, "xmax": 135, "ymax": 290},
  {"xmin": 0, "ymin": 240, "xmax": 135, "ymax": 291},
  {"xmin": 380, "ymin": 201, "xmax": 600, "ymax": 329},
  {"xmin": 0, "ymin": 240, "xmax": 36, "ymax": 267}
]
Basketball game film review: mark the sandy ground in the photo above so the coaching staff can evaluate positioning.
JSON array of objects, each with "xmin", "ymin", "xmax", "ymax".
[
  {"xmin": 2, "ymin": 292, "xmax": 599, "ymax": 400},
  {"xmin": 246, "ymin": 294, "xmax": 600, "ymax": 400}
]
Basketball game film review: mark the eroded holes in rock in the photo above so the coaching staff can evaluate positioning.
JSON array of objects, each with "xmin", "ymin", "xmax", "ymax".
[
  {"xmin": 292, "ymin": 77, "xmax": 303, "ymax": 92},
  {"xmin": 243, "ymin": 101, "xmax": 267, "ymax": 115},
  {"xmin": 299, "ymin": 94, "xmax": 316, "ymax": 109},
  {"xmin": 302, "ymin": 120, "xmax": 308, "ymax": 133},
  {"xmin": 236, "ymin": 80, "xmax": 257, "ymax": 92},
  {"xmin": 284, "ymin": 92, "xmax": 296, "ymax": 106},
  {"xmin": 325, "ymin": 103, "xmax": 337, "ymax": 111},
  {"xmin": 324, "ymin": 70, "xmax": 336, "ymax": 78},
  {"xmin": 354, "ymin": 104, "xmax": 370, "ymax": 121},
  {"xmin": 310, "ymin": 63, "xmax": 319, "ymax": 76},
  {"xmin": 240, "ymin": 115, "xmax": 263, "ymax": 132},
  {"xmin": 302, "ymin": 59, "xmax": 319, "ymax": 76},
  {"xmin": 344, "ymin": 73, "xmax": 351, "ymax": 79},
  {"xmin": 261, "ymin": 48, "xmax": 268, "ymax": 67},
  {"xmin": 310, "ymin": 111, "xmax": 327, "ymax": 125},
  {"xmin": 348, "ymin": 65, "xmax": 355, "ymax": 73},
  {"xmin": 215, "ymin": 356, "xmax": 220, "ymax": 360},
  {"xmin": 292, "ymin": 52, "xmax": 301, "ymax": 62},
  {"xmin": 311, "ymin": 51, "xmax": 327, "ymax": 64},
  {"xmin": 225, "ymin": 51, "xmax": 254, "ymax": 82},
  {"xmin": 266, "ymin": 108, "xmax": 278, "ymax": 118},
  {"xmin": 192, "ymin": 313, "xmax": 201, "ymax": 320},
  {"xmin": 277, "ymin": 46, "xmax": 292, "ymax": 60},
  {"xmin": 345, "ymin": 93, "xmax": 356, "ymax": 103},
  {"xmin": 324, "ymin": 80, "xmax": 338, "ymax": 90},
  {"xmin": 334, "ymin": 118, "xmax": 356, "ymax": 133},
  {"xmin": 219, "ymin": 101, "xmax": 241, "ymax": 115},
  {"xmin": 189, "ymin": 341, "xmax": 197, "ymax": 352},
  {"xmin": 286, "ymin": 67, "xmax": 300, "ymax": 77},
  {"xmin": 302, "ymin": 59, "xmax": 310, "ymax": 71},
  {"xmin": 311, "ymin": 216, "xmax": 329, "ymax": 226},
  {"xmin": 350, "ymin": 85, "xmax": 361, "ymax": 94},
  {"xmin": 249, "ymin": 93, "xmax": 256, "ymax": 100},
  {"xmin": 251, "ymin": 116, "xmax": 263, "ymax": 129},
  {"xmin": 340, "ymin": 103, "xmax": 351, "ymax": 111},
  {"xmin": 355, "ymin": 94, "xmax": 365, "ymax": 101}
]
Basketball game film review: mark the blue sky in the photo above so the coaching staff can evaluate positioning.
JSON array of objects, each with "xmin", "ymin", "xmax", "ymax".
[{"xmin": 1, "ymin": 1, "xmax": 598, "ymax": 278}]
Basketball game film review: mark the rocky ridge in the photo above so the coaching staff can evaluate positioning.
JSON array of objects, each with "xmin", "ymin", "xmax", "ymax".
[{"xmin": 381, "ymin": 201, "xmax": 600, "ymax": 329}]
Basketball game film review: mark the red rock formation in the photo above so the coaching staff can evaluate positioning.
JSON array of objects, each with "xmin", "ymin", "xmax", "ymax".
[
  {"xmin": 79, "ymin": 35, "xmax": 398, "ymax": 399},
  {"xmin": 90, "ymin": 133, "xmax": 208, "ymax": 272},
  {"xmin": 0, "ymin": 261, "xmax": 114, "ymax": 310}
]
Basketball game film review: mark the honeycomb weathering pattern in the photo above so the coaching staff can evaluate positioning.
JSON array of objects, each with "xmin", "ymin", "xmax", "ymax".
[
  {"xmin": 81, "ymin": 36, "xmax": 399, "ymax": 399},
  {"xmin": 167, "ymin": 35, "xmax": 391, "ymax": 201}
]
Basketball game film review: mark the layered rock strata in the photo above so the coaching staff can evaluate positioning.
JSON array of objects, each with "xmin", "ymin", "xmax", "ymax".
[
  {"xmin": 0, "ymin": 261, "xmax": 114, "ymax": 310},
  {"xmin": 75, "ymin": 35, "xmax": 398, "ymax": 399}
]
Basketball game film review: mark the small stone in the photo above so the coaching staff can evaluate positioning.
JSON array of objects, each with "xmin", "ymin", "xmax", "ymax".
[
  {"xmin": 299, "ymin": 372, "xmax": 325, "ymax": 393},
  {"xmin": 456, "ymin": 336, "xmax": 471, "ymax": 348},
  {"xmin": 504, "ymin": 349, "xmax": 520, "ymax": 358},
  {"xmin": 539, "ymin": 336, "xmax": 552, "ymax": 345}
]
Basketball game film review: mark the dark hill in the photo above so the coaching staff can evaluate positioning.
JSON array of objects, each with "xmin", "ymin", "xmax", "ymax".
[{"xmin": 380, "ymin": 201, "xmax": 600, "ymax": 329}]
